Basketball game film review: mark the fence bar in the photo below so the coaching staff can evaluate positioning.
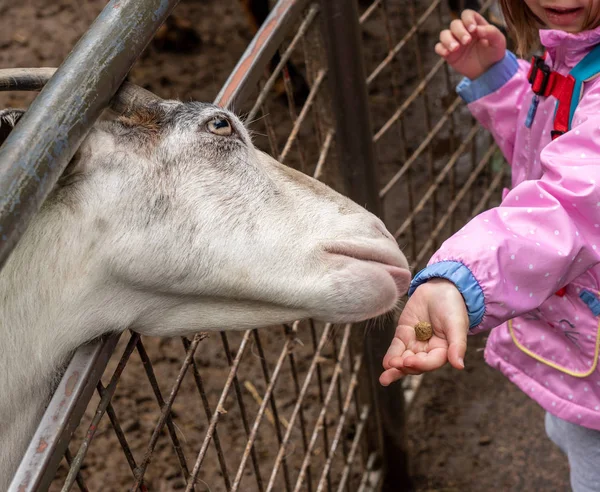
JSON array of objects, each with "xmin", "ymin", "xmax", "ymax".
[
  {"xmin": 9, "ymin": 335, "xmax": 121, "ymax": 492},
  {"xmin": 0, "ymin": 0, "xmax": 181, "ymax": 270},
  {"xmin": 319, "ymin": 1, "xmax": 411, "ymax": 490},
  {"xmin": 215, "ymin": 0, "xmax": 311, "ymax": 109}
]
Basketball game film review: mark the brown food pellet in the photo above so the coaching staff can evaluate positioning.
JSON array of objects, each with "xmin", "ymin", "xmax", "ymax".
[{"xmin": 414, "ymin": 321, "xmax": 433, "ymax": 341}]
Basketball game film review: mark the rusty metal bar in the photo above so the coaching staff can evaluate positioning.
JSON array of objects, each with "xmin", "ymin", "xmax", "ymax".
[
  {"xmin": 8, "ymin": 334, "xmax": 120, "ymax": 492},
  {"xmin": 264, "ymin": 323, "xmax": 333, "ymax": 491},
  {"xmin": 131, "ymin": 333, "xmax": 208, "ymax": 490},
  {"xmin": 333, "ymin": 405, "xmax": 370, "ymax": 492},
  {"xmin": 136, "ymin": 338, "xmax": 194, "ymax": 485},
  {"xmin": 292, "ymin": 326, "xmax": 353, "ymax": 492},
  {"xmin": 220, "ymin": 332, "xmax": 265, "ymax": 491},
  {"xmin": 246, "ymin": 3, "xmax": 320, "ymax": 123},
  {"xmin": 229, "ymin": 331, "xmax": 298, "ymax": 492},
  {"xmin": 282, "ymin": 323, "xmax": 313, "ymax": 492},
  {"xmin": 251, "ymin": 329, "xmax": 293, "ymax": 492},
  {"xmin": 62, "ymin": 333, "xmax": 140, "ymax": 491},
  {"xmin": 215, "ymin": 0, "xmax": 312, "ymax": 109},
  {"xmin": 0, "ymin": 0, "xmax": 181, "ymax": 270},
  {"xmin": 180, "ymin": 337, "xmax": 231, "ymax": 490},
  {"xmin": 184, "ymin": 331, "xmax": 253, "ymax": 490},
  {"xmin": 313, "ymin": 356, "xmax": 362, "ymax": 492},
  {"xmin": 64, "ymin": 448, "xmax": 89, "ymax": 492},
  {"xmin": 96, "ymin": 383, "xmax": 140, "ymax": 483}
]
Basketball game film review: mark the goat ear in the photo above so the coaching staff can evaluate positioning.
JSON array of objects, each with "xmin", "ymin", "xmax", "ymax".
[{"xmin": 0, "ymin": 109, "xmax": 26, "ymax": 147}]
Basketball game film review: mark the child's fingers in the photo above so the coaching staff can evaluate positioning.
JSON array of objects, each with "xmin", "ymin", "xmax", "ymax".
[
  {"xmin": 439, "ymin": 29, "xmax": 460, "ymax": 52},
  {"xmin": 379, "ymin": 367, "xmax": 406, "ymax": 386},
  {"xmin": 442, "ymin": 312, "xmax": 468, "ymax": 370},
  {"xmin": 402, "ymin": 348, "xmax": 448, "ymax": 372},
  {"xmin": 475, "ymin": 24, "xmax": 505, "ymax": 48},
  {"xmin": 461, "ymin": 9, "xmax": 489, "ymax": 31},
  {"xmin": 435, "ymin": 42, "xmax": 450, "ymax": 58},
  {"xmin": 382, "ymin": 336, "xmax": 407, "ymax": 370},
  {"xmin": 449, "ymin": 19, "xmax": 471, "ymax": 45}
]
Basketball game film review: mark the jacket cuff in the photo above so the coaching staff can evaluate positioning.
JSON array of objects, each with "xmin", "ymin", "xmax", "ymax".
[
  {"xmin": 456, "ymin": 51, "xmax": 519, "ymax": 104},
  {"xmin": 408, "ymin": 261, "xmax": 485, "ymax": 329}
]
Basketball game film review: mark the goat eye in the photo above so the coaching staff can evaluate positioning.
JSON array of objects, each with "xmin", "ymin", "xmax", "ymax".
[{"xmin": 207, "ymin": 117, "xmax": 232, "ymax": 136}]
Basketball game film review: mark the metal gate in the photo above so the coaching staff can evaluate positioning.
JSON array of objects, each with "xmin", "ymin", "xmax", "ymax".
[{"xmin": 1, "ymin": 0, "xmax": 506, "ymax": 491}]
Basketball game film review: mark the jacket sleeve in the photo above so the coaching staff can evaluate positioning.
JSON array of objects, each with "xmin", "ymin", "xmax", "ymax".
[
  {"xmin": 409, "ymin": 80, "xmax": 600, "ymax": 334},
  {"xmin": 457, "ymin": 51, "xmax": 532, "ymax": 166}
]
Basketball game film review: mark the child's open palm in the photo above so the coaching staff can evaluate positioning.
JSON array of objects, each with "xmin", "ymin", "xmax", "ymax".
[
  {"xmin": 435, "ymin": 9, "xmax": 506, "ymax": 81},
  {"xmin": 379, "ymin": 279, "xmax": 470, "ymax": 386}
]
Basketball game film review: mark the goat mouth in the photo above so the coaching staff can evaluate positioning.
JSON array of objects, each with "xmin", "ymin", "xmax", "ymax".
[{"xmin": 323, "ymin": 242, "xmax": 408, "ymax": 270}]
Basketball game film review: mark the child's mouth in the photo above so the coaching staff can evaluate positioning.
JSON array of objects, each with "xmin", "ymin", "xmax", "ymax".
[{"xmin": 544, "ymin": 6, "xmax": 585, "ymax": 26}]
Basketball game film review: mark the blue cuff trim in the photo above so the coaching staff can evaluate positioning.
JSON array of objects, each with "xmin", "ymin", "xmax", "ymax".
[
  {"xmin": 456, "ymin": 51, "xmax": 519, "ymax": 104},
  {"xmin": 408, "ymin": 261, "xmax": 485, "ymax": 329},
  {"xmin": 580, "ymin": 290, "xmax": 600, "ymax": 316}
]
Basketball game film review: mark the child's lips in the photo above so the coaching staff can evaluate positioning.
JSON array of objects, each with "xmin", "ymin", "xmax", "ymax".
[{"xmin": 544, "ymin": 6, "xmax": 584, "ymax": 26}]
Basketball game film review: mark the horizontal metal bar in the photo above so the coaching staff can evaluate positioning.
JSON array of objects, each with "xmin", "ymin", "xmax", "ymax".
[
  {"xmin": 214, "ymin": 0, "xmax": 312, "ymax": 110},
  {"xmin": 0, "ymin": 0, "xmax": 181, "ymax": 270},
  {"xmin": 8, "ymin": 334, "xmax": 121, "ymax": 492}
]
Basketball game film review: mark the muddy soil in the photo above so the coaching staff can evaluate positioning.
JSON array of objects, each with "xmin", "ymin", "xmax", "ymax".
[{"xmin": 1, "ymin": 0, "xmax": 571, "ymax": 490}]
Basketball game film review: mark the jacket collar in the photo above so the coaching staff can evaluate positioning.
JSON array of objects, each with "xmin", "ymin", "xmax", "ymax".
[{"xmin": 540, "ymin": 25, "xmax": 600, "ymax": 69}]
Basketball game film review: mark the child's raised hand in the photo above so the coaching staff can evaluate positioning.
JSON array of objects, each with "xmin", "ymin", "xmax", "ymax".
[
  {"xmin": 435, "ymin": 9, "xmax": 506, "ymax": 81},
  {"xmin": 379, "ymin": 279, "xmax": 470, "ymax": 386}
]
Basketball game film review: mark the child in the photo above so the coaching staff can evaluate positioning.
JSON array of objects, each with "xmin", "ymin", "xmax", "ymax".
[{"xmin": 380, "ymin": 1, "xmax": 600, "ymax": 490}]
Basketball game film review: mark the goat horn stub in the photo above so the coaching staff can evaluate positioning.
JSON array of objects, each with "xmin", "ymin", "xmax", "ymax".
[{"xmin": 0, "ymin": 67, "xmax": 162, "ymax": 114}]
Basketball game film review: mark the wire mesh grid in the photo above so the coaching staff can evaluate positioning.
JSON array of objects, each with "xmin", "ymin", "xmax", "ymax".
[
  {"xmin": 359, "ymin": 0, "xmax": 510, "ymax": 272},
  {"xmin": 43, "ymin": 3, "xmax": 378, "ymax": 492}
]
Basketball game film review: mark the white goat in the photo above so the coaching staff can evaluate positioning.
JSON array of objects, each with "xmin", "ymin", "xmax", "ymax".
[{"xmin": 0, "ymin": 75, "xmax": 410, "ymax": 487}]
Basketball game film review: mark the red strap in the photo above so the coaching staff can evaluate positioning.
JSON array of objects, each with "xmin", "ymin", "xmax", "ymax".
[
  {"xmin": 555, "ymin": 287, "xmax": 567, "ymax": 297},
  {"xmin": 527, "ymin": 54, "xmax": 576, "ymax": 140}
]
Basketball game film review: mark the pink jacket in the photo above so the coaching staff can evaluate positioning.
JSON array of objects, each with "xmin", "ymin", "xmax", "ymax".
[{"xmin": 410, "ymin": 26, "xmax": 600, "ymax": 430}]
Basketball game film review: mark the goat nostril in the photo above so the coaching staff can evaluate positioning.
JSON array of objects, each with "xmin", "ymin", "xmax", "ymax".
[{"xmin": 207, "ymin": 117, "xmax": 233, "ymax": 136}]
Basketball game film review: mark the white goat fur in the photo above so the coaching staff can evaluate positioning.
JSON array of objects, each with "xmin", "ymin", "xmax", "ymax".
[{"xmin": 0, "ymin": 101, "xmax": 410, "ymax": 487}]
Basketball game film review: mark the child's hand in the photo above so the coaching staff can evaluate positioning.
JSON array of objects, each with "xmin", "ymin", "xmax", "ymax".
[
  {"xmin": 379, "ymin": 279, "xmax": 469, "ymax": 386},
  {"xmin": 435, "ymin": 9, "xmax": 506, "ymax": 80}
]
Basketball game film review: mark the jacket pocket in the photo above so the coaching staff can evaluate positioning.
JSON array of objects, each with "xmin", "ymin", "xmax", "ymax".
[{"xmin": 509, "ymin": 287, "xmax": 600, "ymax": 378}]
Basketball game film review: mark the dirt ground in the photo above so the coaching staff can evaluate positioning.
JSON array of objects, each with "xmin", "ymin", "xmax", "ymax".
[{"xmin": 1, "ymin": 0, "xmax": 572, "ymax": 490}]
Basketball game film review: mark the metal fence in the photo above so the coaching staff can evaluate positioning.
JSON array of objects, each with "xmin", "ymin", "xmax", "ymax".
[{"xmin": 3, "ymin": 0, "xmax": 507, "ymax": 491}]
